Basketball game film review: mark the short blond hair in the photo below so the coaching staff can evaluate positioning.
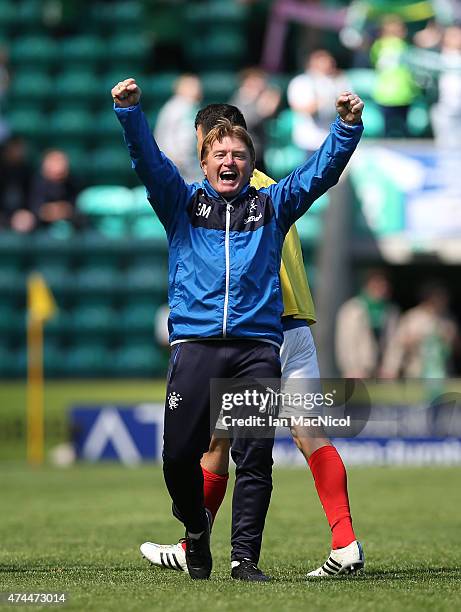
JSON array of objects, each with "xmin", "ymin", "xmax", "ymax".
[{"xmin": 200, "ymin": 118, "xmax": 255, "ymax": 164}]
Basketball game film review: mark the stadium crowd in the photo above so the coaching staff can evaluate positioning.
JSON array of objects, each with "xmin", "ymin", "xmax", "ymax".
[
  {"xmin": 0, "ymin": 7, "xmax": 460, "ymax": 231},
  {"xmin": 336, "ymin": 271, "xmax": 459, "ymax": 379},
  {"xmin": 0, "ymin": 1, "xmax": 461, "ymax": 232},
  {"xmin": 0, "ymin": 0, "xmax": 460, "ymax": 380}
]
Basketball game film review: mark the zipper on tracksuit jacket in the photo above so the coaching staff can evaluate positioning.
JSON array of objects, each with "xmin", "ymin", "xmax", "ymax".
[{"xmin": 222, "ymin": 202, "xmax": 232, "ymax": 337}]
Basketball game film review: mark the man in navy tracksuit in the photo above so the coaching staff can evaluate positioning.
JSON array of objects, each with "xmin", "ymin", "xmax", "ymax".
[{"xmin": 113, "ymin": 78, "xmax": 364, "ymax": 580}]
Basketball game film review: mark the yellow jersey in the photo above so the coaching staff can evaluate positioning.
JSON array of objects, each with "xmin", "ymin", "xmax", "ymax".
[{"xmin": 250, "ymin": 169, "xmax": 316, "ymax": 324}]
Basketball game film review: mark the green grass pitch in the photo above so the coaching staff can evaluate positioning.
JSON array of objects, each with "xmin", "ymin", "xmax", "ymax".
[
  {"xmin": 1, "ymin": 464, "xmax": 460, "ymax": 612},
  {"xmin": 1, "ymin": 381, "xmax": 460, "ymax": 610}
]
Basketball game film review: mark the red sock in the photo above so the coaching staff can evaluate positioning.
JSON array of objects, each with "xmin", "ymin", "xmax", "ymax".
[
  {"xmin": 181, "ymin": 467, "xmax": 229, "ymax": 551},
  {"xmin": 308, "ymin": 445, "xmax": 356, "ymax": 549},
  {"xmin": 202, "ymin": 466, "xmax": 228, "ymax": 524}
]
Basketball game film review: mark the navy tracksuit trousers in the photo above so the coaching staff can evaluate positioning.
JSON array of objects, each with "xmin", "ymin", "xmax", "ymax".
[{"xmin": 162, "ymin": 340, "xmax": 281, "ymax": 563}]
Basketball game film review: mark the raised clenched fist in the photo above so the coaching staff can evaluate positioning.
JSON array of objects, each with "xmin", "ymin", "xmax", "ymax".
[
  {"xmin": 111, "ymin": 78, "xmax": 141, "ymax": 107},
  {"xmin": 335, "ymin": 92, "xmax": 364, "ymax": 125}
]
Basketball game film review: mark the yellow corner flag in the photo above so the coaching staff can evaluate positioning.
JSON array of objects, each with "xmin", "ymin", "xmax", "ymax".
[
  {"xmin": 27, "ymin": 273, "xmax": 57, "ymax": 466},
  {"xmin": 28, "ymin": 273, "xmax": 57, "ymax": 323}
]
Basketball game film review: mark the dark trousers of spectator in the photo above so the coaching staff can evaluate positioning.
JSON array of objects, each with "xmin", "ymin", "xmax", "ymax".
[{"xmin": 162, "ymin": 340, "xmax": 281, "ymax": 563}]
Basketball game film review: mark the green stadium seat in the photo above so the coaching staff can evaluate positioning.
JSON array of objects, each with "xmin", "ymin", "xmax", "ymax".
[
  {"xmin": 124, "ymin": 266, "xmax": 167, "ymax": 294},
  {"xmin": 7, "ymin": 109, "xmax": 48, "ymax": 141},
  {"xmin": 201, "ymin": 72, "xmax": 238, "ymax": 104},
  {"xmin": 70, "ymin": 304, "xmax": 117, "ymax": 333},
  {"xmin": 130, "ymin": 214, "xmax": 166, "ymax": 240},
  {"xmin": 185, "ymin": 2, "xmax": 247, "ymax": 24},
  {"xmin": 32, "ymin": 264, "xmax": 70, "ymax": 292},
  {"xmin": 112, "ymin": 343, "xmax": 165, "ymax": 376},
  {"xmin": 59, "ymin": 36, "xmax": 106, "ymax": 67},
  {"xmin": 119, "ymin": 303, "xmax": 155, "ymax": 332},
  {"xmin": 131, "ymin": 185, "xmax": 152, "ymax": 213},
  {"xmin": 10, "ymin": 36, "xmax": 58, "ymax": 67},
  {"xmin": 0, "ymin": 231, "xmax": 29, "ymax": 261},
  {"xmin": 28, "ymin": 229, "xmax": 58, "ymax": 250},
  {"xmin": 14, "ymin": 0, "xmax": 43, "ymax": 29},
  {"xmin": 0, "ymin": 304, "xmax": 24, "ymax": 334},
  {"xmin": 55, "ymin": 71, "xmax": 97, "ymax": 100},
  {"xmin": 74, "ymin": 239, "xmax": 122, "ymax": 269},
  {"xmin": 9, "ymin": 71, "xmax": 53, "ymax": 104},
  {"xmin": 128, "ymin": 246, "xmax": 167, "ymax": 270},
  {"xmin": 65, "ymin": 294, "xmax": 118, "ymax": 322},
  {"xmin": 77, "ymin": 185, "xmax": 133, "ymax": 214},
  {"xmin": 56, "ymin": 96, "xmax": 96, "ymax": 112},
  {"xmin": 0, "ymin": 255, "xmax": 23, "ymax": 274},
  {"xmin": 76, "ymin": 266, "xmax": 120, "ymax": 292},
  {"xmin": 0, "ymin": 267, "xmax": 26, "ymax": 294},
  {"xmin": 63, "ymin": 342, "xmax": 110, "ymax": 377},
  {"xmin": 188, "ymin": 32, "xmax": 246, "ymax": 70},
  {"xmin": 46, "ymin": 310, "xmax": 73, "ymax": 336},
  {"xmin": 0, "ymin": 1, "xmax": 15, "ymax": 28},
  {"xmin": 81, "ymin": 294, "xmax": 115, "ymax": 307},
  {"xmin": 44, "ymin": 344, "xmax": 66, "ymax": 377},
  {"xmin": 90, "ymin": 1, "xmax": 144, "ymax": 30},
  {"xmin": 76, "ymin": 252, "xmax": 120, "ymax": 274},
  {"xmin": 10, "ymin": 342, "xmax": 64, "ymax": 377},
  {"xmin": 48, "ymin": 109, "xmax": 94, "ymax": 145},
  {"xmin": 106, "ymin": 34, "xmax": 149, "ymax": 64},
  {"xmin": 130, "ymin": 186, "xmax": 165, "ymax": 239},
  {"xmin": 9, "ymin": 347, "xmax": 27, "ymax": 377},
  {"xmin": 93, "ymin": 110, "xmax": 125, "ymax": 145},
  {"xmin": 87, "ymin": 148, "xmax": 135, "ymax": 186},
  {"xmin": 47, "ymin": 220, "xmax": 75, "ymax": 241}
]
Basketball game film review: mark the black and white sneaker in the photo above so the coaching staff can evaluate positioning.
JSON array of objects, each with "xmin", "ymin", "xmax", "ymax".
[
  {"xmin": 185, "ymin": 525, "xmax": 212, "ymax": 580},
  {"xmin": 140, "ymin": 509, "xmax": 212, "ymax": 576},
  {"xmin": 231, "ymin": 558, "xmax": 271, "ymax": 582},
  {"xmin": 140, "ymin": 540, "xmax": 188, "ymax": 572},
  {"xmin": 307, "ymin": 541, "xmax": 365, "ymax": 577}
]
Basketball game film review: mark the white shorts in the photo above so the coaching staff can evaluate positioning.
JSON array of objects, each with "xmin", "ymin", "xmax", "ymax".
[
  {"xmin": 214, "ymin": 326, "xmax": 320, "ymax": 430},
  {"xmin": 280, "ymin": 325, "xmax": 320, "ymax": 380},
  {"xmin": 278, "ymin": 325, "xmax": 322, "ymax": 418}
]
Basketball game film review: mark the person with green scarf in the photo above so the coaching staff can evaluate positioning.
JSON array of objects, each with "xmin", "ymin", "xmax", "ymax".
[{"xmin": 335, "ymin": 270, "xmax": 400, "ymax": 378}]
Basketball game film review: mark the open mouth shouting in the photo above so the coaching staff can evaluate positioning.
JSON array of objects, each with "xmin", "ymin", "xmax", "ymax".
[
  {"xmin": 201, "ymin": 134, "xmax": 254, "ymax": 198},
  {"xmin": 219, "ymin": 170, "xmax": 238, "ymax": 184}
]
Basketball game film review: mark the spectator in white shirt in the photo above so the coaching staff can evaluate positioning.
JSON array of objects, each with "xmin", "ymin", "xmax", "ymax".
[
  {"xmin": 288, "ymin": 49, "xmax": 350, "ymax": 154},
  {"xmin": 431, "ymin": 25, "xmax": 461, "ymax": 149},
  {"xmin": 154, "ymin": 74, "xmax": 203, "ymax": 182}
]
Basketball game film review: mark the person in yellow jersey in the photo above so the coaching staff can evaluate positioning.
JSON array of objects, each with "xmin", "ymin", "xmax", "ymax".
[{"xmin": 141, "ymin": 104, "xmax": 364, "ymax": 578}]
